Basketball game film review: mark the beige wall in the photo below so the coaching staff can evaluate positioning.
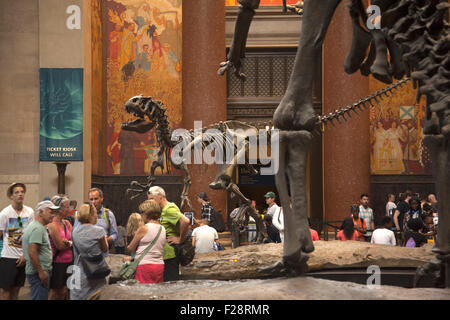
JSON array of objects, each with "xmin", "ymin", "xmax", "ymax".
[
  {"xmin": 0, "ymin": 0, "xmax": 89, "ymax": 210},
  {"xmin": 38, "ymin": 0, "xmax": 86, "ymax": 206},
  {"xmin": 0, "ymin": 0, "xmax": 40, "ymax": 209}
]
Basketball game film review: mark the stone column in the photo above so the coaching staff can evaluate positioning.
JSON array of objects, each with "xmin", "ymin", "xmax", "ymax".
[
  {"xmin": 322, "ymin": 1, "xmax": 371, "ymax": 224},
  {"xmin": 182, "ymin": 1, "xmax": 228, "ymax": 221}
]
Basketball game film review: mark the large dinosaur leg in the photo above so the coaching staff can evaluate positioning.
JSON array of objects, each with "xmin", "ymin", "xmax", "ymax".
[
  {"xmin": 344, "ymin": 0, "xmax": 372, "ymax": 74},
  {"xmin": 218, "ymin": 0, "xmax": 260, "ymax": 79},
  {"xmin": 369, "ymin": 29, "xmax": 393, "ymax": 84},
  {"xmin": 258, "ymin": 131, "xmax": 313, "ymax": 277},
  {"xmin": 423, "ymin": 134, "xmax": 450, "ymax": 287},
  {"xmin": 273, "ymin": 0, "xmax": 341, "ymax": 131}
]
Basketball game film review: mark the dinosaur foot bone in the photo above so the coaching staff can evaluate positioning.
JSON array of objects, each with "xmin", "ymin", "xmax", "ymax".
[
  {"xmin": 217, "ymin": 60, "xmax": 246, "ymax": 80},
  {"xmin": 257, "ymin": 254, "xmax": 309, "ymax": 277}
]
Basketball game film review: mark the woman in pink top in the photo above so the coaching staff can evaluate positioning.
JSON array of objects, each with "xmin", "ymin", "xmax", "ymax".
[
  {"xmin": 48, "ymin": 196, "xmax": 73, "ymax": 300},
  {"xmin": 126, "ymin": 200, "xmax": 166, "ymax": 284}
]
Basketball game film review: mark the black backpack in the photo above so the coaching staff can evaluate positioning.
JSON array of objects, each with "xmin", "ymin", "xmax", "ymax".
[{"xmin": 211, "ymin": 210, "xmax": 226, "ymax": 232}]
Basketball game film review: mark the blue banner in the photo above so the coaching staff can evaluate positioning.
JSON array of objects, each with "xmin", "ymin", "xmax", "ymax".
[{"xmin": 39, "ymin": 68, "xmax": 83, "ymax": 161}]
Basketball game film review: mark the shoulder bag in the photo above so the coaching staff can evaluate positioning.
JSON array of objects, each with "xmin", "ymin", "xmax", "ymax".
[
  {"xmin": 73, "ymin": 238, "xmax": 111, "ymax": 280},
  {"xmin": 120, "ymin": 226, "xmax": 162, "ymax": 280}
]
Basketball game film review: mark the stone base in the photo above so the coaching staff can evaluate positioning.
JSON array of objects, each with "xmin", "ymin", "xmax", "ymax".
[{"xmin": 98, "ymin": 276, "xmax": 450, "ymax": 300}]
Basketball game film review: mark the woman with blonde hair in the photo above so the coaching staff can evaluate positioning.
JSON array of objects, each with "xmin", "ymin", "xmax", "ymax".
[
  {"xmin": 126, "ymin": 213, "xmax": 144, "ymax": 246},
  {"xmin": 126, "ymin": 200, "xmax": 166, "ymax": 284},
  {"xmin": 70, "ymin": 204, "xmax": 109, "ymax": 300}
]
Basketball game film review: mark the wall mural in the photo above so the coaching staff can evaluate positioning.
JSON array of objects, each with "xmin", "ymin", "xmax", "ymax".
[
  {"xmin": 92, "ymin": 0, "xmax": 103, "ymax": 175},
  {"xmin": 369, "ymin": 77, "xmax": 432, "ymax": 175},
  {"xmin": 105, "ymin": 0, "xmax": 182, "ymax": 176},
  {"xmin": 225, "ymin": 0, "xmax": 299, "ymax": 5}
]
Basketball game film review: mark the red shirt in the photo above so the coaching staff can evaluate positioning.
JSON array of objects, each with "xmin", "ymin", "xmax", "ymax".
[
  {"xmin": 310, "ymin": 229, "xmax": 319, "ymax": 241},
  {"xmin": 337, "ymin": 230, "xmax": 358, "ymax": 241}
]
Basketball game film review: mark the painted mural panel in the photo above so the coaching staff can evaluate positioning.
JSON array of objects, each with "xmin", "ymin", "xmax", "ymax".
[
  {"xmin": 226, "ymin": 0, "xmax": 299, "ymax": 6},
  {"xmin": 369, "ymin": 78, "xmax": 432, "ymax": 175},
  {"xmin": 105, "ymin": 0, "xmax": 182, "ymax": 176},
  {"xmin": 92, "ymin": 0, "xmax": 104, "ymax": 175}
]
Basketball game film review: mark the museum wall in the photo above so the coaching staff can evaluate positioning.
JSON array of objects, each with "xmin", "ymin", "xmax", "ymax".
[
  {"xmin": 0, "ymin": 0, "xmax": 90, "ymax": 209},
  {"xmin": 38, "ymin": 0, "xmax": 86, "ymax": 206},
  {"xmin": 0, "ymin": 0, "xmax": 41, "ymax": 209}
]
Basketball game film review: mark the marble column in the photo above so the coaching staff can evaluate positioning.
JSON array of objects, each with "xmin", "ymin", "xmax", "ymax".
[
  {"xmin": 322, "ymin": 1, "xmax": 371, "ymax": 223},
  {"xmin": 182, "ymin": 1, "xmax": 228, "ymax": 221}
]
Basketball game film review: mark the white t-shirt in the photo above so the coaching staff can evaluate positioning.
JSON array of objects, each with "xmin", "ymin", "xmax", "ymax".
[
  {"xmin": 192, "ymin": 225, "xmax": 218, "ymax": 254},
  {"xmin": 370, "ymin": 228, "xmax": 396, "ymax": 246},
  {"xmin": 272, "ymin": 207, "xmax": 284, "ymax": 242},
  {"xmin": 386, "ymin": 201, "xmax": 397, "ymax": 217},
  {"xmin": 0, "ymin": 204, "xmax": 34, "ymax": 259},
  {"xmin": 266, "ymin": 204, "xmax": 280, "ymax": 217}
]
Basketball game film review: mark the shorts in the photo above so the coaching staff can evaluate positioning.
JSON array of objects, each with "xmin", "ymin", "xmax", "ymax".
[
  {"xmin": 135, "ymin": 264, "xmax": 164, "ymax": 284},
  {"xmin": 0, "ymin": 257, "xmax": 26, "ymax": 289},
  {"xmin": 50, "ymin": 262, "xmax": 72, "ymax": 289},
  {"xmin": 27, "ymin": 272, "xmax": 51, "ymax": 300}
]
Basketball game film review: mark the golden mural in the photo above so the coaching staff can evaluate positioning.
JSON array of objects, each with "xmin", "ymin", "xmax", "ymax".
[
  {"xmin": 105, "ymin": 0, "xmax": 182, "ymax": 176},
  {"xmin": 369, "ymin": 77, "xmax": 432, "ymax": 175}
]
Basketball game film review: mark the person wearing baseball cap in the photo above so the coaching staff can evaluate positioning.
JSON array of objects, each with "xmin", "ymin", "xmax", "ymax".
[
  {"xmin": 0, "ymin": 182, "xmax": 35, "ymax": 300},
  {"xmin": 22, "ymin": 200, "xmax": 59, "ymax": 300},
  {"xmin": 264, "ymin": 191, "xmax": 279, "ymax": 218}
]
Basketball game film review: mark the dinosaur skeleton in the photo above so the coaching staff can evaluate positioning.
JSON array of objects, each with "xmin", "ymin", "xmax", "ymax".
[
  {"xmin": 121, "ymin": 76, "xmax": 409, "ymax": 247},
  {"xmin": 221, "ymin": 0, "xmax": 449, "ymax": 282}
]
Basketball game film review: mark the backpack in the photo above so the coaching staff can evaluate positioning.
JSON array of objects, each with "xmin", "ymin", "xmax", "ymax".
[
  {"xmin": 405, "ymin": 237, "xmax": 416, "ymax": 248},
  {"xmin": 211, "ymin": 210, "xmax": 225, "ymax": 232},
  {"xmin": 174, "ymin": 233, "xmax": 196, "ymax": 266}
]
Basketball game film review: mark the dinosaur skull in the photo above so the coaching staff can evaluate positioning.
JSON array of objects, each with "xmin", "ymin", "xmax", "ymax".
[{"xmin": 121, "ymin": 95, "xmax": 157, "ymax": 134}]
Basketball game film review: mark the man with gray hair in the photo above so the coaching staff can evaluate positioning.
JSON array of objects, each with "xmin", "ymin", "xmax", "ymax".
[
  {"xmin": 148, "ymin": 186, "xmax": 190, "ymax": 281},
  {"xmin": 22, "ymin": 200, "xmax": 59, "ymax": 300}
]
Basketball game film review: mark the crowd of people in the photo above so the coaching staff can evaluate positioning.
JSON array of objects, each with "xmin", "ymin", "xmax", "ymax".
[
  {"xmin": 336, "ymin": 191, "xmax": 438, "ymax": 248},
  {"xmin": 0, "ymin": 181, "xmax": 440, "ymax": 300}
]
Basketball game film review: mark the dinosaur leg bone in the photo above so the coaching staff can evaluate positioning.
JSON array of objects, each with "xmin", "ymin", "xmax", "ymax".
[{"xmin": 273, "ymin": 0, "xmax": 341, "ymax": 131}]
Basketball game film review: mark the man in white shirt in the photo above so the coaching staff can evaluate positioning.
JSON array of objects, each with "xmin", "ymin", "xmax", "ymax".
[
  {"xmin": 371, "ymin": 216, "xmax": 396, "ymax": 246},
  {"xmin": 272, "ymin": 206, "xmax": 284, "ymax": 242},
  {"xmin": 359, "ymin": 194, "xmax": 374, "ymax": 242},
  {"xmin": 0, "ymin": 182, "xmax": 35, "ymax": 300},
  {"xmin": 192, "ymin": 219, "xmax": 218, "ymax": 254},
  {"xmin": 385, "ymin": 193, "xmax": 397, "ymax": 217},
  {"xmin": 264, "ymin": 192, "xmax": 279, "ymax": 218}
]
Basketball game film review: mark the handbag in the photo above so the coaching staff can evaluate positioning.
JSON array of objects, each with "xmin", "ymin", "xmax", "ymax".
[
  {"xmin": 120, "ymin": 226, "xmax": 162, "ymax": 280},
  {"xmin": 73, "ymin": 241, "xmax": 111, "ymax": 280}
]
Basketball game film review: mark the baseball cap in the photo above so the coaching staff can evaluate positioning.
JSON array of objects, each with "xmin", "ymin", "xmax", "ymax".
[
  {"xmin": 264, "ymin": 191, "xmax": 276, "ymax": 198},
  {"xmin": 198, "ymin": 192, "xmax": 209, "ymax": 201},
  {"xmin": 6, "ymin": 182, "xmax": 26, "ymax": 198},
  {"xmin": 35, "ymin": 200, "xmax": 60, "ymax": 212}
]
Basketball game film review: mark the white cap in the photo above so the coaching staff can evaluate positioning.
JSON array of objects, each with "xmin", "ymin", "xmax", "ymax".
[{"xmin": 36, "ymin": 200, "xmax": 59, "ymax": 212}]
